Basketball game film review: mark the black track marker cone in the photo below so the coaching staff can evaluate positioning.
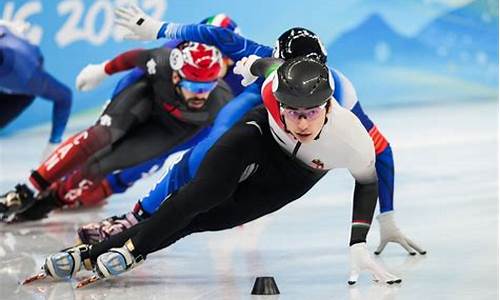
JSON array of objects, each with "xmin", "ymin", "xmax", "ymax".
[{"xmin": 251, "ymin": 276, "xmax": 280, "ymax": 295}]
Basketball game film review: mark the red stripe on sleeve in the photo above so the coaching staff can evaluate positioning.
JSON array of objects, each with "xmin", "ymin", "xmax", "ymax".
[
  {"xmin": 104, "ymin": 49, "xmax": 145, "ymax": 75},
  {"xmin": 368, "ymin": 126, "xmax": 389, "ymax": 155},
  {"xmin": 375, "ymin": 139, "xmax": 389, "ymax": 155}
]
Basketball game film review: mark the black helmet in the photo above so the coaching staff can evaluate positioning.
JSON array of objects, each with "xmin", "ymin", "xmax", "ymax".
[
  {"xmin": 274, "ymin": 27, "xmax": 327, "ymax": 63},
  {"xmin": 272, "ymin": 57, "xmax": 334, "ymax": 108}
]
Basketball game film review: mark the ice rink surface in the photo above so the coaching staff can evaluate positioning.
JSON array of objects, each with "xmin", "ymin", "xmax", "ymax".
[{"xmin": 0, "ymin": 101, "xmax": 498, "ymax": 300}]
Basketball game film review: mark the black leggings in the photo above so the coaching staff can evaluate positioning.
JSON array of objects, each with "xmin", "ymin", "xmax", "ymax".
[
  {"xmin": 89, "ymin": 107, "xmax": 326, "ymax": 260},
  {"xmin": 0, "ymin": 93, "xmax": 35, "ymax": 128}
]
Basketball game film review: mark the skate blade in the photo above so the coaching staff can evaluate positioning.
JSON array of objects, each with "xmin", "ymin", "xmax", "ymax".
[
  {"xmin": 75, "ymin": 275, "xmax": 100, "ymax": 289},
  {"xmin": 20, "ymin": 272, "xmax": 47, "ymax": 285}
]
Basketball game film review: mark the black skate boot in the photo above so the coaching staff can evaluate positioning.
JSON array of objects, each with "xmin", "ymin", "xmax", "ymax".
[
  {"xmin": 9, "ymin": 189, "xmax": 64, "ymax": 223},
  {"xmin": 0, "ymin": 184, "xmax": 36, "ymax": 218}
]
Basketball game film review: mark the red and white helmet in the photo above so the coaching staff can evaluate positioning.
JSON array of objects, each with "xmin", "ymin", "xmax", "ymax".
[{"xmin": 170, "ymin": 42, "xmax": 223, "ymax": 82}]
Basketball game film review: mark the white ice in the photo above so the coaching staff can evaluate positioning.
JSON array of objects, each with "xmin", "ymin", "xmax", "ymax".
[{"xmin": 0, "ymin": 101, "xmax": 498, "ymax": 300}]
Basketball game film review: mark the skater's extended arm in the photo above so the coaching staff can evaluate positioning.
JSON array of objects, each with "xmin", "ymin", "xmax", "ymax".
[
  {"xmin": 103, "ymin": 49, "xmax": 154, "ymax": 75},
  {"xmin": 28, "ymin": 68, "xmax": 73, "ymax": 144},
  {"xmin": 343, "ymin": 110, "xmax": 379, "ymax": 246},
  {"xmin": 157, "ymin": 23, "xmax": 271, "ymax": 62},
  {"xmin": 342, "ymin": 111, "xmax": 402, "ymax": 285},
  {"xmin": 76, "ymin": 48, "xmax": 162, "ymax": 92},
  {"xmin": 233, "ymin": 56, "xmax": 283, "ymax": 87},
  {"xmin": 331, "ymin": 70, "xmax": 426, "ymax": 256},
  {"xmin": 114, "ymin": 5, "xmax": 273, "ymax": 62},
  {"xmin": 330, "ymin": 69, "xmax": 394, "ymax": 213}
]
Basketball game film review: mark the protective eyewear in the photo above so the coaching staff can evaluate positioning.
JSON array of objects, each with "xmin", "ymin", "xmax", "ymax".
[
  {"xmin": 280, "ymin": 102, "xmax": 328, "ymax": 121},
  {"xmin": 179, "ymin": 79, "xmax": 217, "ymax": 94}
]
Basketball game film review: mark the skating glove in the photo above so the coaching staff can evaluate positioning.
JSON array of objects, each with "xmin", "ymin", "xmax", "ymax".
[
  {"xmin": 114, "ymin": 5, "xmax": 164, "ymax": 41},
  {"xmin": 349, "ymin": 242, "xmax": 401, "ymax": 285},
  {"xmin": 375, "ymin": 211, "xmax": 426, "ymax": 255},
  {"xmin": 76, "ymin": 61, "xmax": 109, "ymax": 91},
  {"xmin": 233, "ymin": 55, "xmax": 260, "ymax": 86},
  {"xmin": 0, "ymin": 20, "xmax": 31, "ymax": 38}
]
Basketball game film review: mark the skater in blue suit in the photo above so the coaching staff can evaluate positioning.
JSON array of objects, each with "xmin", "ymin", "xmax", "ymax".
[{"xmin": 0, "ymin": 20, "xmax": 72, "ymax": 160}]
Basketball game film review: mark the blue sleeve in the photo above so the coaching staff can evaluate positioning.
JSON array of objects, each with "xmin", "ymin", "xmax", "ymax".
[
  {"xmin": 27, "ymin": 69, "xmax": 72, "ymax": 143},
  {"xmin": 158, "ymin": 23, "xmax": 273, "ymax": 61},
  {"xmin": 375, "ymin": 146, "xmax": 394, "ymax": 213},
  {"xmin": 349, "ymin": 101, "xmax": 374, "ymax": 131},
  {"xmin": 111, "ymin": 68, "xmax": 145, "ymax": 98},
  {"xmin": 350, "ymin": 102, "xmax": 394, "ymax": 213}
]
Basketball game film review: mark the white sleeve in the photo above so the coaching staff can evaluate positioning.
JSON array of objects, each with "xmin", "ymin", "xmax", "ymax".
[
  {"xmin": 349, "ymin": 150, "xmax": 377, "ymax": 184},
  {"xmin": 344, "ymin": 111, "xmax": 377, "ymax": 183}
]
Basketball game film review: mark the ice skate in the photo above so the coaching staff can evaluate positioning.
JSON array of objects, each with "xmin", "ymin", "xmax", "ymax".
[
  {"xmin": 76, "ymin": 239, "xmax": 144, "ymax": 288},
  {"xmin": 6, "ymin": 189, "xmax": 62, "ymax": 223},
  {"xmin": 0, "ymin": 184, "xmax": 36, "ymax": 220},
  {"xmin": 21, "ymin": 244, "xmax": 93, "ymax": 285}
]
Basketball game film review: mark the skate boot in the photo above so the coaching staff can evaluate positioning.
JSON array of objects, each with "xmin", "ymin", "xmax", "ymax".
[
  {"xmin": 44, "ymin": 244, "xmax": 94, "ymax": 279},
  {"xmin": 76, "ymin": 239, "xmax": 144, "ymax": 288},
  {"xmin": 96, "ymin": 239, "xmax": 144, "ymax": 278},
  {"xmin": 77, "ymin": 202, "xmax": 148, "ymax": 244},
  {"xmin": 8, "ymin": 189, "xmax": 63, "ymax": 223},
  {"xmin": 0, "ymin": 184, "xmax": 36, "ymax": 218},
  {"xmin": 21, "ymin": 244, "xmax": 93, "ymax": 284}
]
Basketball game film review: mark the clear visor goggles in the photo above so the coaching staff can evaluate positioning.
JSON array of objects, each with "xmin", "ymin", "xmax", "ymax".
[{"xmin": 280, "ymin": 101, "xmax": 328, "ymax": 121}]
